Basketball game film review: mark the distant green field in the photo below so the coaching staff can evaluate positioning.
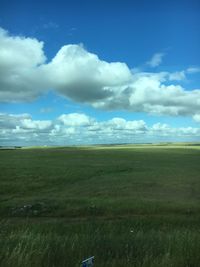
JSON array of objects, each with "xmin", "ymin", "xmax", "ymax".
[{"xmin": 0, "ymin": 145, "xmax": 200, "ymax": 267}]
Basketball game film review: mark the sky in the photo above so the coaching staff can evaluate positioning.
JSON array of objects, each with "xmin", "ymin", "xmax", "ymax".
[{"xmin": 0, "ymin": 0, "xmax": 200, "ymax": 146}]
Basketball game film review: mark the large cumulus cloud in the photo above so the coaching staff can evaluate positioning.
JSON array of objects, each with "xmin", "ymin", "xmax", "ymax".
[
  {"xmin": 0, "ymin": 28, "xmax": 48, "ymax": 102},
  {"xmin": 44, "ymin": 44, "xmax": 132, "ymax": 102},
  {"xmin": 0, "ymin": 27, "xmax": 200, "ymax": 120}
]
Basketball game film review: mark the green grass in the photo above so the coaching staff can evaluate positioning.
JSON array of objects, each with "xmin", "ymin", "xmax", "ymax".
[{"xmin": 0, "ymin": 145, "xmax": 200, "ymax": 266}]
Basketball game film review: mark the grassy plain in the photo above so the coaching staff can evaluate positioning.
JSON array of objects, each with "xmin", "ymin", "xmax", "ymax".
[{"xmin": 0, "ymin": 144, "xmax": 200, "ymax": 266}]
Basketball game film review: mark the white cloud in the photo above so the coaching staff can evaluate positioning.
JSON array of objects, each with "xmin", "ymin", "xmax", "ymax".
[
  {"xmin": 0, "ymin": 113, "xmax": 53, "ymax": 145},
  {"xmin": 149, "ymin": 122, "xmax": 200, "ymax": 137},
  {"xmin": 0, "ymin": 27, "xmax": 47, "ymax": 102},
  {"xmin": 186, "ymin": 67, "xmax": 200, "ymax": 74},
  {"xmin": 107, "ymin": 118, "xmax": 147, "ymax": 132},
  {"xmin": 44, "ymin": 47, "xmax": 200, "ymax": 118},
  {"xmin": 150, "ymin": 123, "xmax": 173, "ymax": 136},
  {"xmin": 0, "ymin": 113, "xmax": 30, "ymax": 129},
  {"xmin": 168, "ymin": 71, "xmax": 186, "ymax": 81},
  {"xmin": 95, "ymin": 73, "xmax": 200, "ymax": 117},
  {"xmin": 193, "ymin": 114, "xmax": 200, "ymax": 122},
  {"xmin": 147, "ymin": 53, "xmax": 165, "ymax": 67},
  {"xmin": 21, "ymin": 119, "xmax": 52, "ymax": 130},
  {"xmin": 58, "ymin": 113, "xmax": 94, "ymax": 126},
  {"xmin": 0, "ymin": 27, "xmax": 200, "ymax": 121},
  {"xmin": 0, "ymin": 113, "xmax": 52, "ymax": 132},
  {"xmin": 44, "ymin": 44, "xmax": 132, "ymax": 102},
  {"xmin": 0, "ymin": 28, "xmax": 45, "ymax": 67},
  {"xmin": 1, "ymin": 112, "xmax": 200, "ymax": 146}
]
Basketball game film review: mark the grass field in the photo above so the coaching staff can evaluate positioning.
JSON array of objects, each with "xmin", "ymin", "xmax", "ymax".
[{"xmin": 0, "ymin": 144, "xmax": 200, "ymax": 266}]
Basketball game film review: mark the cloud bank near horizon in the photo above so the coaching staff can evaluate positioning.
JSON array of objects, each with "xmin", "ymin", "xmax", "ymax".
[
  {"xmin": 0, "ymin": 27, "xmax": 200, "ymax": 121},
  {"xmin": 1, "ymin": 112, "xmax": 200, "ymax": 146}
]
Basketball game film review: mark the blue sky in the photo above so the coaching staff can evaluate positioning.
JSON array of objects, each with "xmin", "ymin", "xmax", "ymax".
[{"xmin": 0, "ymin": 0, "xmax": 200, "ymax": 145}]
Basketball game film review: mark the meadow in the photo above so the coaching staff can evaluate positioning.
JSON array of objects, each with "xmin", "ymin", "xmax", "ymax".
[{"xmin": 0, "ymin": 144, "xmax": 200, "ymax": 267}]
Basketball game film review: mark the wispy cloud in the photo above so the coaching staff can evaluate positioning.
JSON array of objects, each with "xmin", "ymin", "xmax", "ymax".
[
  {"xmin": 147, "ymin": 52, "xmax": 165, "ymax": 67},
  {"xmin": 40, "ymin": 107, "xmax": 53, "ymax": 113},
  {"xmin": 68, "ymin": 27, "xmax": 77, "ymax": 35},
  {"xmin": 42, "ymin": 22, "xmax": 59, "ymax": 30},
  {"xmin": 186, "ymin": 67, "xmax": 200, "ymax": 74}
]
